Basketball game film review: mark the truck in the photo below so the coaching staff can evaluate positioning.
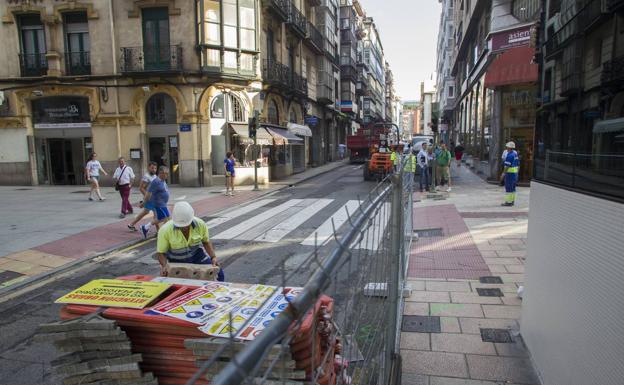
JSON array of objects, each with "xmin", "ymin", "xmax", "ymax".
[{"xmin": 347, "ymin": 123, "xmax": 398, "ymax": 181}]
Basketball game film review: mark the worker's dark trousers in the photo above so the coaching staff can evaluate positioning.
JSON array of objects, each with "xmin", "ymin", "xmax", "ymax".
[{"xmin": 419, "ymin": 167, "xmax": 430, "ymax": 191}]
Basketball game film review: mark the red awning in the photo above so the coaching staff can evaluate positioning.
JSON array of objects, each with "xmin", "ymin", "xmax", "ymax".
[{"xmin": 484, "ymin": 46, "xmax": 538, "ymax": 88}]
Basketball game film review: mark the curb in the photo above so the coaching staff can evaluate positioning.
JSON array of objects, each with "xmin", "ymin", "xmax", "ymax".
[{"xmin": 0, "ymin": 162, "xmax": 347, "ymax": 299}]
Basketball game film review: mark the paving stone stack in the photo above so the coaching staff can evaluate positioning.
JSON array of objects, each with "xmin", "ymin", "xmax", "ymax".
[{"xmin": 35, "ymin": 314, "xmax": 157, "ymax": 385}]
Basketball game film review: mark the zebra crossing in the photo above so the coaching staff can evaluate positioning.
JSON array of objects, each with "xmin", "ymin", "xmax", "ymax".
[{"xmin": 207, "ymin": 198, "xmax": 390, "ymax": 250}]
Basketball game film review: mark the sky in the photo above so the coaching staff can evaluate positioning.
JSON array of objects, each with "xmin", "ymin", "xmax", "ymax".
[{"xmin": 358, "ymin": 0, "xmax": 441, "ymax": 102}]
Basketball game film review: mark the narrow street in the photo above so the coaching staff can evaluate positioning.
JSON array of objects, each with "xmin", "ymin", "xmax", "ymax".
[{"xmin": 0, "ymin": 164, "xmax": 381, "ymax": 385}]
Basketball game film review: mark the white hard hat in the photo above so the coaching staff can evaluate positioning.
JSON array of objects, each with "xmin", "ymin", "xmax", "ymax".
[
  {"xmin": 172, "ymin": 201, "xmax": 195, "ymax": 227},
  {"xmin": 505, "ymin": 141, "xmax": 516, "ymax": 149}
]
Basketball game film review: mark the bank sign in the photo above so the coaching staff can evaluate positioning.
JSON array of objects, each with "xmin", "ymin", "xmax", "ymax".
[
  {"xmin": 32, "ymin": 96, "xmax": 91, "ymax": 129},
  {"xmin": 490, "ymin": 25, "xmax": 532, "ymax": 53}
]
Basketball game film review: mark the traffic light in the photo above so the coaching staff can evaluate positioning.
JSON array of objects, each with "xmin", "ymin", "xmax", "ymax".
[{"xmin": 248, "ymin": 116, "xmax": 257, "ymax": 138}]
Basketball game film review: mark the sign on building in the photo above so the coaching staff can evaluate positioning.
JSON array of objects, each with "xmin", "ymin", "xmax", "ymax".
[
  {"xmin": 490, "ymin": 25, "xmax": 532, "ymax": 53},
  {"xmin": 31, "ymin": 96, "xmax": 91, "ymax": 129}
]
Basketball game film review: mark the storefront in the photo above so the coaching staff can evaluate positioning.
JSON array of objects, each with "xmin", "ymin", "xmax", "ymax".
[
  {"xmin": 501, "ymin": 86, "xmax": 536, "ymax": 182},
  {"xmin": 31, "ymin": 96, "xmax": 92, "ymax": 185},
  {"xmin": 263, "ymin": 124, "xmax": 304, "ymax": 180},
  {"xmin": 145, "ymin": 93, "xmax": 180, "ymax": 184},
  {"xmin": 287, "ymin": 122, "xmax": 312, "ymax": 173},
  {"xmin": 229, "ymin": 123, "xmax": 271, "ymax": 185}
]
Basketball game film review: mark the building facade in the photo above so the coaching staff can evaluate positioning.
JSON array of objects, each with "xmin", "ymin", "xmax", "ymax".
[
  {"xmin": 449, "ymin": 0, "xmax": 539, "ymax": 182},
  {"xmin": 0, "ymin": 0, "xmax": 353, "ymax": 186},
  {"xmin": 522, "ymin": 2, "xmax": 624, "ymax": 385},
  {"xmin": 436, "ymin": 0, "xmax": 457, "ymax": 143}
]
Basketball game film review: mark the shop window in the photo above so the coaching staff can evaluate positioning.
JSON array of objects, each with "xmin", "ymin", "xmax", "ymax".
[
  {"xmin": 211, "ymin": 94, "xmax": 225, "ymax": 118},
  {"xmin": 211, "ymin": 93, "xmax": 246, "ymax": 121},
  {"xmin": 267, "ymin": 100, "xmax": 279, "ymax": 125},
  {"xmin": 63, "ymin": 12, "xmax": 90, "ymax": 75},
  {"xmin": 289, "ymin": 108, "xmax": 298, "ymax": 123},
  {"xmin": 18, "ymin": 14, "xmax": 47, "ymax": 76},
  {"xmin": 197, "ymin": 0, "xmax": 257, "ymax": 74},
  {"xmin": 511, "ymin": 0, "xmax": 539, "ymax": 22},
  {"xmin": 146, "ymin": 93, "xmax": 177, "ymax": 124}
]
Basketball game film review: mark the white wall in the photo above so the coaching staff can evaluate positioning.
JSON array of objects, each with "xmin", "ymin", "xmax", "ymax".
[
  {"xmin": 0, "ymin": 128, "xmax": 29, "ymax": 163},
  {"xmin": 522, "ymin": 182, "xmax": 624, "ymax": 385}
]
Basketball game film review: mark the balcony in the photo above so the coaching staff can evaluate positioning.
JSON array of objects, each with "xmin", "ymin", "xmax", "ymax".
[
  {"xmin": 340, "ymin": 63, "xmax": 357, "ymax": 80},
  {"xmin": 19, "ymin": 53, "xmax": 48, "ymax": 77},
  {"xmin": 262, "ymin": 60, "xmax": 308, "ymax": 97},
  {"xmin": 64, "ymin": 51, "xmax": 91, "ymax": 76},
  {"xmin": 602, "ymin": 56, "xmax": 624, "ymax": 85},
  {"xmin": 305, "ymin": 22, "xmax": 324, "ymax": 54},
  {"xmin": 120, "ymin": 45, "xmax": 182, "ymax": 73},
  {"xmin": 287, "ymin": 1, "xmax": 307, "ymax": 38},
  {"xmin": 268, "ymin": 0, "xmax": 289, "ymax": 21}
]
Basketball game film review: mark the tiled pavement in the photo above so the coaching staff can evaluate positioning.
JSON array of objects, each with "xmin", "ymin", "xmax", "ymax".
[
  {"xmin": 0, "ymin": 161, "xmax": 348, "ymax": 289},
  {"xmin": 401, "ymin": 165, "xmax": 538, "ymax": 385}
]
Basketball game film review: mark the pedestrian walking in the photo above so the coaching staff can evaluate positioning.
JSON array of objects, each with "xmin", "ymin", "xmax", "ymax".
[
  {"xmin": 156, "ymin": 201, "xmax": 225, "ymax": 281},
  {"xmin": 127, "ymin": 161, "xmax": 158, "ymax": 231},
  {"xmin": 501, "ymin": 141, "xmax": 520, "ymax": 207},
  {"xmin": 85, "ymin": 153, "xmax": 107, "ymax": 201},
  {"xmin": 112, "ymin": 157, "xmax": 135, "ymax": 218},
  {"xmin": 224, "ymin": 152, "xmax": 236, "ymax": 196},
  {"xmin": 338, "ymin": 143, "xmax": 346, "ymax": 160},
  {"xmin": 417, "ymin": 142, "xmax": 430, "ymax": 192},
  {"xmin": 140, "ymin": 166, "xmax": 171, "ymax": 238},
  {"xmin": 435, "ymin": 143, "xmax": 452, "ymax": 192},
  {"xmin": 454, "ymin": 143, "xmax": 465, "ymax": 166}
]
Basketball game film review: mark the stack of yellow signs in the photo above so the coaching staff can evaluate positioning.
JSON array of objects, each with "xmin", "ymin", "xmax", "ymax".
[
  {"xmin": 151, "ymin": 281, "xmax": 297, "ymax": 340},
  {"xmin": 55, "ymin": 279, "xmax": 171, "ymax": 309}
]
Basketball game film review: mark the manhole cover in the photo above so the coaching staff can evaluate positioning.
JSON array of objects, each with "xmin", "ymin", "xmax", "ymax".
[
  {"xmin": 0, "ymin": 270, "xmax": 25, "ymax": 283},
  {"xmin": 413, "ymin": 228, "xmax": 443, "ymax": 238},
  {"xmin": 14, "ymin": 188, "xmax": 32, "ymax": 191},
  {"xmin": 476, "ymin": 288, "xmax": 504, "ymax": 297},
  {"xmin": 479, "ymin": 276, "xmax": 504, "ymax": 284},
  {"xmin": 401, "ymin": 315, "xmax": 441, "ymax": 333},
  {"xmin": 480, "ymin": 328, "xmax": 513, "ymax": 343}
]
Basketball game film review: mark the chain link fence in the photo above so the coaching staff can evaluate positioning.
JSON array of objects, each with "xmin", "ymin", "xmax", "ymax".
[{"xmin": 185, "ymin": 159, "xmax": 414, "ymax": 385}]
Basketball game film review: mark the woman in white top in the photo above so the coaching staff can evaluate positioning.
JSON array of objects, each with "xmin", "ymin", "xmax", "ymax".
[{"xmin": 85, "ymin": 153, "xmax": 107, "ymax": 201}]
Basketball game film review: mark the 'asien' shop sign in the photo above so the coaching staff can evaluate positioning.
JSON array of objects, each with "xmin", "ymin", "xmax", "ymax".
[
  {"xmin": 490, "ymin": 25, "xmax": 532, "ymax": 53},
  {"xmin": 32, "ymin": 96, "xmax": 91, "ymax": 129}
]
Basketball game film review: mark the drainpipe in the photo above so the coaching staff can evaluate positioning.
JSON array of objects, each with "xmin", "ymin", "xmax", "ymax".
[{"xmin": 109, "ymin": 0, "xmax": 122, "ymax": 160}]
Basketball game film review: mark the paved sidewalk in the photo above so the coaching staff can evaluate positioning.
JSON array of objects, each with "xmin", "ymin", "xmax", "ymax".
[
  {"xmin": 0, "ymin": 160, "xmax": 347, "ymax": 289},
  {"xmin": 401, "ymin": 165, "xmax": 538, "ymax": 385}
]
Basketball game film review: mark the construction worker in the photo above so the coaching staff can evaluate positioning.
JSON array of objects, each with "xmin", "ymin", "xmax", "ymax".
[
  {"xmin": 402, "ymin": 149, "xmax": 417, "ymax": 187},
  {"xmin": 501, "ymin": 141, "xmax": 520, "ymax": 207},
  {"xmin": 390, "ymin": 147, "xmax": 401, "ymax": 173},
  {"xmin": 156, "ymin": 201, "xmax": 225, "ymax": 281}
]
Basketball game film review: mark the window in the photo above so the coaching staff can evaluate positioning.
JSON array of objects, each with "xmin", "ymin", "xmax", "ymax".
[
  {"xmin": 511, "ymin": 0, "xmax": 539, "ymax": 22},
  {"xmin": 63, "ymin": 12, "xmax": 90, "ymax": 75},
  {"xmin": 448, "ymin": 85, "xmax": 455, "ymax": 98},
  {"xmin": 197, "ymin": 0, "xmax": 257, "ymax": 74},
  {"xmin": 593, "ymin": 39, "xmax": 602, "ymax": 69},
  {"xmin": 267, "ymin": 100, "xmax": 279, "ymax": 125},
  {"xmin": 18, "ymin": 14, "xmax": 47, "ymax": 76},
  {"xmin": 142, "ymin": 8, "xmax": 171, "ymax": 70},
  {"xmin": 210, "ymin": 93, "xmax": 246, "ymax": 121},
  {"xmin": 146, "ymin": 93, "xmax": 177, "ymax": 124}
]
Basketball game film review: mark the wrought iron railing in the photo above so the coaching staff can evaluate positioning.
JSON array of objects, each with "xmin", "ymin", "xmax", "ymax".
[
  {"xmin": 263, "ymin": 60, "xmax": 307, "ymax": 96},
  {"xmin": 305, "ymin": 21, "xmax": 324, "ymax": 53},
  {"xmin": 292, "ymin": 72, "xmax": 308, "ymax": 96},
  {"xmin": 19, "ymin": 53, "xmax": 47, "ymax": 77},
  {"xmin": 64, "ymin": 51, "xmax": 91, "ymax": 76},
  {"xmin": 268, "ymin": 0, "xmax": 289, "ymax": 21},
  {"xmin": 287, "ymin": 0, "xmax": 307, "ymax": 37},
  {"xmin": 120, "ymin": 45, "xmax": 183, "ymax": 73}
]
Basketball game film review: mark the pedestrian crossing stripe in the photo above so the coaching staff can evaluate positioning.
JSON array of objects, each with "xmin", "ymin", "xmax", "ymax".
[
  {"xmin": 169, "ymin": 306, "xmax": 186, "ymax": 314},
  {"xmin": 186, "ymin": 299, "xmax": 201, "ymax": 306}
]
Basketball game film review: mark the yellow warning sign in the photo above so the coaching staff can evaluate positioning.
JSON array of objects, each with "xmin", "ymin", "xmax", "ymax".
[
  {"xmin": 232, "ymin": 315, "xmax": 246, "ymax": 324},
  {"xmin": 55, "ymin": 279, "xmax": 170, "ymax": 309},
  {"xmin": 169, "ymin": 306, "xmax": 187, "ymax": 314},
  {"xmin": 220, "ymin": 325, "xmax": 237, "ymax": 335},
  {"xmin": 186, "ymin": 299, "xmax": 202, "ymax": 306},
  {"xmin": 201, "ymin": 293, "xmax": 216, "ymax": 299}
]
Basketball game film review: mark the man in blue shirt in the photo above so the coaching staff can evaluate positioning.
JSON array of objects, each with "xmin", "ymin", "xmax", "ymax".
[
  {"xmin": 501, "ymin": 142, "xmax": 520, "ymax": 207},
  {"xmin": 140, "ymin": 166, "xmax": 170, "ymax": 238}
]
